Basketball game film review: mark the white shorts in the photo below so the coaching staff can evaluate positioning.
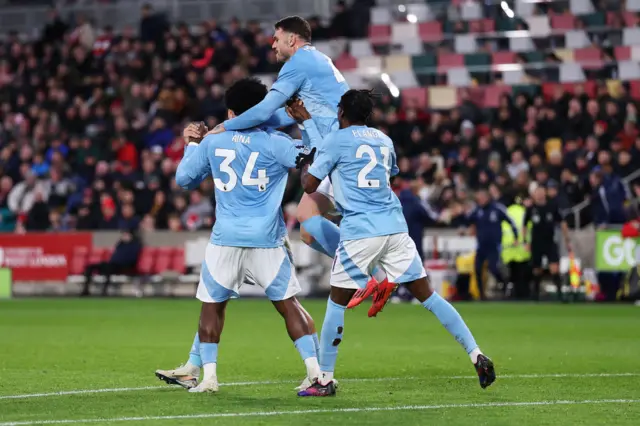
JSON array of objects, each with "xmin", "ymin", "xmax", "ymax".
[
  {"xmin": 196, "ymin": 243, "xmax": 301, "ymax": 303},
  {"xmin": 316, "ymin": 177, "xmax": 339, "ymax": 216},
  {"xmin": 331, "ymin": 233, "xmax": 427, "ymax": 290}
]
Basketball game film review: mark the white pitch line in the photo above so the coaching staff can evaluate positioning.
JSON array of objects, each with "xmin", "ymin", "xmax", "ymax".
[
  {"xmin": 1, "ymin": 398, "xmax": 639, "ymax": 426},
  {"xmin": 1, "ymin": 372, "xmax": 638, "ymax": 401}
]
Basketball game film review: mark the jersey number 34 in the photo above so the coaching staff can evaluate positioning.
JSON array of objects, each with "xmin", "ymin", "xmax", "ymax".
[
  {"xmin": 356, "ymin": 145, "xmax": 391, "ymax": 188},
  {"xmin": 214, "ymin": 149, "xmax": 269, "ymax": 192}
]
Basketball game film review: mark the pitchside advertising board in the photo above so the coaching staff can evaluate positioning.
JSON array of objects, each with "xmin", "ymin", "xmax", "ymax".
[
  {"xmin": 0, "ymin": 233, "xmax": 92, "ymax": 281},
  {"xmin": 595, "ymin": 230, "xmax": 640, "ymax": 272}
]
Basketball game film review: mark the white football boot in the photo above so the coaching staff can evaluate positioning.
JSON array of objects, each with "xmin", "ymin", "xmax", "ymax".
[
  {"xmin": 188, "ymin": 377, "xmax": 219, "ymax": 393},
  {"xmin": 155, "ymin": 363, "xmax": 199, "ymax": 389}
]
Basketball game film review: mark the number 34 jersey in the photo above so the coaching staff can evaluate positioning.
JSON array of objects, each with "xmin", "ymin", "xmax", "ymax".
[
  {"xmin": 308, "ymin": 125, "xmax": 408, "ymax": 241},
  {"xmin": 175, "ymin": 129, "xmax": 306, "ymax": 248}
]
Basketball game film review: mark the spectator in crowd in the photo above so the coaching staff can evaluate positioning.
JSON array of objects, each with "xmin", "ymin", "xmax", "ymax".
[{"xmin": 81, "ymin": 228, "xmax": 142, "ymax": 296}]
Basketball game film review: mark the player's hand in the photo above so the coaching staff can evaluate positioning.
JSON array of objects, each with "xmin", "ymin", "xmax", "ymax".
[
  {"xmin": 205, "ymin": 123, "xmax": 226, "ymax": 136},
  {"xmin": 183, "ymin": 122, "xmax": 207, "ymax": 144},
  {"xmin": 286, "ymin": 99, "xmax": 312, "ymax": 122},
  {"xmin": 295, "ymin": 147, "xmax": 316, "ymax": 169}
]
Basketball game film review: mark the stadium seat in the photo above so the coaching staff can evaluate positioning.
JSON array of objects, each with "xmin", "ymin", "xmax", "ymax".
[
  {"xmin": 629, "ymin": 0, "xmax": 640, "ymax": 12},
  {"xmin": 565, "ymin": 30, "xmax": 591, "ymax": 49},
  {"xmin": 509, "ymin": 36, "xmax": 535, "ymax": 53},
  {"xmin": 555, "ymin": 48, "xmax": 575, "ymax": 63},
  {"xmin": 468, "ymin": 19, "xmax": 494, "ymax": 33},
  {"xmin": 630, "ymin": 80, "xmax": 640, "ymax": 100},
  {"xmin": 103, "ymin": 249, "xmax": 113, "ymax": 262},
  {"xmin": 503, "ymin": 69, "xmax": 525, "ymax": 85},
  {"xmin": 515, "ymin": 0, "xmax": 536, "ymax": 18},
  {"xmin": 350, "ymin": 39, "xmax": 374, "ymax": 58},
  {"xmin": 391, "ymin": 22, "xmax": 418, "ymax": 44},
  {"xmin": 550, "ymin": 13, "xmax": 576, "ymax": 30},
  {"xmin": 334, "ymin": 53, "xmax": 357, "ymax": 71},
  {"xmin": 384, "ymin": 54, "xmax": 411, "ymax": 73},
  {"xmin": 136, "ymin": 247, "xmax": 156, "ymax": 276},
  {"xmin": 437, "ymin": 53, "xmax": 464, "ymax": 73},
  {"xmin": 580, "ymin": 12, "xmax": 605, "ymax": 27},
  {"xmin": 399, "ymin": 38, "xmax": 424, "ymax": 55},
  {"xmin": 619, "ymin": 61, "xmax": 640, "ymax": 80},
  {"xmin": 152, "ymin": 248, "xmax": 173, "ymax": 278},
  {"xmin": 492, "ymin": 51, "xmax": 517, "ymax": 66},
  {"xmin": 560, "ymin": 63, "xmax": 586, "ymax": 82},
  {"xmin": 571, "ymin": 0, "xmax": 595, "ymax": 14},
  {"xmin": 169, "ymin": 248, "xmax": 186, "ymax": 274},
  {"xmin": 357, "ymin": 56, "xmax": 383, "ymax": 75},
  {"xmin": 623, "ymin": 28, "xmax": 640, "ymax": 46},
  {"xmin": 526, "ymin": 16, "xmax": 551, "ymax": 36},
  {"xmin": 371, "ymin": 7, "xmax": 392, "ymax": 25},
  {"xmin": 88, "ymin": 248, "xmax": 106, "ymax": 265},
  {"xmin": 418, "ymin": 21, "xmax": 443, "ymax": 42},
  {"xmin": 401, "ymin": 87, "xmax": 428, "ymax": 110},
  {"xmin": 428, "ymin": 86, "xmax": 458, "ymax": 109},
  {"xmin": 454, "ymin": 34, "xmax": 477, "ymax": 54},
  {"xmin": 69, "ymin": 254, "xmax": 88, "ymax": 276},
  {"xmin": 614, "ymin": 46, "xmax": 632, "ymax": 61},
  {"xmin": 464, "ymin": 53, "xmax": 491, "ymax": 68},
  {"xmin": 447, "ymin": 68, "xmax": 472, "ymax": 87},
  {"xmin": 368, "ymin": 25, "xmax": 391, "ymax": 45},
  {"xmin": 460, "ymin": 1, "xmax": 483, "ymax": 20},
  {"xmin": 389, "ymin": 70, "xmax": 419, "ymax": 89},
  {"xmin": 577, "ymin": 49, "xmax": 604, "ymax": 70},
  {"xmin": 483, "ymin": 85, "xmax": 513, "ymax": 109},
  {"xmin": 406, "ymin": 3, "xmax": 432, "ymax": 22}
]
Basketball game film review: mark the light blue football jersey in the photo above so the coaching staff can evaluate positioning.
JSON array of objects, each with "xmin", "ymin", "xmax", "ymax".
[
  {"xmin": 271, "ymin": 45, "xmax": 349, "ymax": 141},
  {"xmin": 175, "ymin": 129, "xmax": 304, "ymax": 248},
  {"xmin": 307, "ymin": 125, "xmax": 408, "ymax": 241}
]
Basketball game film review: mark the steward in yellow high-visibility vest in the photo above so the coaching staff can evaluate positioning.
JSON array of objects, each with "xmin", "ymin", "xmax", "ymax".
[{"xmin": 501, "ymin": 199, "xmax": 531, "ymax": 299}]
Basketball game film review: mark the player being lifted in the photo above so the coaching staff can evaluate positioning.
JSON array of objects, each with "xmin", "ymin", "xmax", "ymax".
[
  {"xmin": 155, "ymin": 78, "xmax": 324, "ymax": 393},
  {"xmin": 287, "ymin": 91, "xmax": 496, "ymax": 396},
  {"xmin": 206, "ymin": 16, "xmax": 396, "ymax": 317}
]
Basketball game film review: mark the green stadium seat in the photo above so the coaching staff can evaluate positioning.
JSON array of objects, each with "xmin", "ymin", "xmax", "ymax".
[
  {"xmin": 411, "ymin": 53, "xmax": 437, "ymax": 75},
  {"xmin": 464, "ymin": 53, "xmax": 491, "ymax": 67},
  {"xmin": 579, "ymin": 12, "xmax": 606, "ymax": 28}
]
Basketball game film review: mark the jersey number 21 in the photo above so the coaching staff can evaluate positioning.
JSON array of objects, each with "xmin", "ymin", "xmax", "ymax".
[{"xmin": 356, "ymin": 145, "xmax": 391, "ymax": 188}]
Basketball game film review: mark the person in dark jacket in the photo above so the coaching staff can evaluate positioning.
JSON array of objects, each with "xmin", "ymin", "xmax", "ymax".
[
  {"xmin": 591, "ymin": 166, "xmax": 628, "ymax": 227},
  {"xmin": 398, "ymin": 176, "xmax": 439, "ymax": 260},
  {"xmin": 81, "ymin": 229, "xmax": 142, "ymax": 296},
  {"xmin": 467, "ymin": 188, "xmax": 519, "ymax": 299}
]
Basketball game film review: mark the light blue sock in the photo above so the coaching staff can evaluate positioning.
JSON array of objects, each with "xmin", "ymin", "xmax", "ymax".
[
  {"xmin": 199, "ymin": 342, "xmax": 219, "ymax": 365},
  {"xmin": 319, "ymin": 299, "xmax": 346, "ymax": 372},
  {"xmin": 422, "ymin": 292, "xmax": 478, "ymax": 354},
  {"xmin": 312, "ymin": 333, "xmax": 320, "ymax": 358},
  {"xmin": 301, "ymin": 216, "xmax": 340, "ymax": 258},
  {"xmin": 294, "ymin": 335, "xmax": 317, "ymax": 361},
  {"xmin": 371, "ymin": 265, "xmax": 386, "ymax": 282},
  {"xmin": 188, "ymin": 332, "xmax": 202, "ymax": 367}
]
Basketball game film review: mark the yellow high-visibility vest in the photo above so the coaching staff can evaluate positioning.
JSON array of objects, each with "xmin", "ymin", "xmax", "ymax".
[{"xmin": 501, "ymin": 204, "xmax": 530, "ymax": 263}]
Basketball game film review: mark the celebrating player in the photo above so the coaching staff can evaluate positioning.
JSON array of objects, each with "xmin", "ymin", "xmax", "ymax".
[
  {"xmin": 155, "ymin": 78, "xmax": 324, "ymax": 393},
  {"xmin": 206, "ymin": 16, "xmax": 396, "ymax": 317},
  {"xmin": 288, "ymin": 91, "xmax": 496, "ymax": 397}
]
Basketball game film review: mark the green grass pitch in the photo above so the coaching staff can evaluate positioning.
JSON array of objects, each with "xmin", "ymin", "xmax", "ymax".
[{"xmin": 1, "ymin": 299, "xmax": 639, "ymax": 425}]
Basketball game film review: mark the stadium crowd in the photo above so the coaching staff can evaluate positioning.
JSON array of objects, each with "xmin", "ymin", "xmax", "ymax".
[{"xmin": 0, "ymin": 2, "xmax": 639, "ymax": 236}]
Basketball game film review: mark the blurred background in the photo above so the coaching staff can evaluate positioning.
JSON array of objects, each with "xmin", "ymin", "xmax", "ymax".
[{"xmin": 0, "ymin": 0, "xmax": 639, "ymax": 304}]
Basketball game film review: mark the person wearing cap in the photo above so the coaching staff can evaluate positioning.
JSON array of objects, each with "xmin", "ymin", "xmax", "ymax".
[{"xmin": 523, "ymin": 186, "xmax": 572, "ymax": 301}]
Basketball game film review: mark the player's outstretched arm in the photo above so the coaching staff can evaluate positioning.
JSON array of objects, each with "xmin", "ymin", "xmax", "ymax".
[
  {"xmin": 263, "ymin": 107, "xmax": 297, "ymax": 129},
  {"xmin": 175, "ymin": 137, "xmax": 212, "ymax": 190},
  {"xmin": 222, "ymin": 90, "xmax": 290, "ymax": 131}
]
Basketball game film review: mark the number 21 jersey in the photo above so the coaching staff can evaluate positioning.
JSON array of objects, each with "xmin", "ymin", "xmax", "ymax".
[{"xmin": 307, "ymin": 126, "xmax": 408, "ymax": 241}]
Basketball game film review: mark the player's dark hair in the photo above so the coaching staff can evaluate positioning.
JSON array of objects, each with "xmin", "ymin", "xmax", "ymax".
[
  {"xmin": 224, "ymin": 78, "xmax": 268, "ymax": 115},
  {"xmin": 338, "ymin": 89, "xmax": 375, "ymax": 125},
  {"xmin": 274, "ymin": 16, "xmax": 312, "ymax": 41}
]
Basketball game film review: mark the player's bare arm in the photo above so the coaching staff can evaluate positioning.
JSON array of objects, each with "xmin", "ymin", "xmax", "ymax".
[{"xmin": 300, "ymin": 163, "xmax": 321, "ymax": 194}]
